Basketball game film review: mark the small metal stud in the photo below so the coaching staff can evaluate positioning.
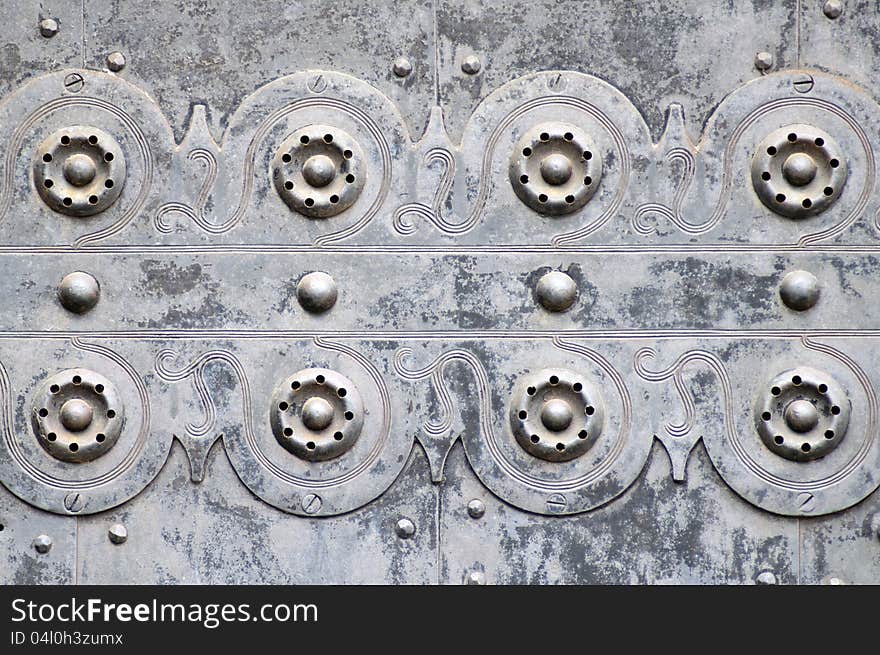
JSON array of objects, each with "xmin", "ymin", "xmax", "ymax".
[
  {"xmin": 296, "ymin": 272, "xmax": 338, "ymax": 313},
  {"xmin": 106, "ymin": 51, "xmax": 126, "ymax": 72},
  {"xmin": 823, "ymin": 0, "xmax": 843, "ymax": 19},
  {"xmin": 536, "ymin": 271, "xmax": 577, "ymax": 312},
  {"xmin": 33, "ymin": 534, "xmax": 52, "ymax": 554},
  {"xmin": 755, "ymin": 570, "xmax": 778, "ymax": 585},
  {"xmin": 39, "ymin": 18, "xmax": 59, "ymax": 38},
  {"xmin": 392, "ymin": 56, "xmax": 412, "ymax": 78},
  {"xmin": 108, "ymin": 523, "xmax": 127, "ymax": 545},
  {"xmin": 754, "ymin": 51, "xmax": 774, "ymax": 72},
  {"xmin": 461, "ymin": 55, "xmax": 481, "ymax": 75},
  {"xmin": 395, "ymin": 518, "xmax": 416, "ymax": 539},
  {"xmin": 465, "ymin": 570, "xmax": 486, "ymax": 585},
  {"xmin": 780, "ymin": 270, "xmax": 820, "ymax": 312},
  {"xmin": 466, "ymin": 499, "xmax": 485, "ymax": 519},
  {"xmin": 821, "ymin": 575, "xmax": 846, "ymax": 585},
  {"xmin": 58, "ymin": 271, "xmax": 100, "ymax": 314}
]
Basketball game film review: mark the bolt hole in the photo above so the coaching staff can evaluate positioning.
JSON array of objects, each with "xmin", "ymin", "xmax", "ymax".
[
  {"xmin": 42, "ymin": 153, "xmax": 52, "ymax": 163},
  {"xmin": 44, "ymin": 179, "xmax": 54, "ymax": 188},
  {"xmin": 38, "ymin": 408, "xmax": 48, "ymax": 417},
  {"xmin": 72, "ymin": 375, "xmax": 82, "ymax": 384},
  {"xmin": 556, "ymin": 443, "xmax": 565, "ymax": 451},
  {"xmin": 284, "ymin": 180, "xmax": 294, "ymax": 190},
  {"xmin": 761, "ymin": 411, "xmax": 772, "ymax": 421},
  {"xmin": 316, "ymin": 375, "xmax": 325, "ymax": 384},
  {"xmin": 774, "ymin": 435, "xmax": 784, "ymax": 445},
  {"xmin": 96, "ymin": 433, "xmax": 105, "ymax": 443},
  {"xmin": 831, "ymin": 405, "xmax": 841, "ymax": 415},
  {"xmin": 583, "ymin": 151, "xmax": 592, "ymax": 160},
  {"xmin": 787, "ymin": 133, "xmax": 797, "ymax": 142},
  {"xmin": 526, "ymin": 386, "xmax": 536, "ymax": 395},
  {"xmin": 565, "ymin": 194, "xmax": 575, "ymax": 204},
  {"xmin": 792, "ymin": 375, "xmax": 802, "ymax": 385},
  {"xmin": 761, "ymin": 171, "xmax": 771, "ymax": 181},
  {"xmin": 344, "ymin": 411, "xmax": 354, "ymax": 420},
  {"xmin": 585, "ymin": 405, "xmax": 595, "ymax": 416},
  {"xmin": 345, "ymin": 174, "xmax": 355, "ymax": 184},
  {"xmin": 775, "ymin": 193, "xmax": 786, "ymax": 203},
  {"xmin": 282, "ymin": 153, "xmax": 292, "ymax": 163},
  {"xmin": 549, "ymin": 375, "xmax": 559, "ymax": 385},
  {"xmin": 291, "ymin": 381, "xmax": 301, "ymax": 390},
  {"xmin": 47, "ymin": 432, "xmax": 57, "ymax": 442},
  {"xmin": 333, "ymin": 431, "xmax": 343, "ymax": 441},
  {"xmin": 802, "ymin": 198, "xmax": 812, "ymax": 208},
  {"xmin": 801, "ymin": 443, "xmax": 811, "ymax": 453},
  {"xmin": 88, "ymin": 195, "xmax": 99, "ymax": 204},
  {"xmin": 530, "ymin": 434, "xmax": 539, "ymax": 443},
  {"xmin": 522, "ymin": 147, "xmax": 532, "ymax": 157},
  {"xmin": 329, "ymin": 194, "xmax": 339, "ymax": 204},
  {"xmin": 539, "ymin": 132, "xmax": 550, "ymax": 141},
  {"xmin": 520, "ymin": 174, "xmax": 529, "ymax": 184},
  {"xmin": 106, "ymin": 409, "xmax": 116, "ymax": 419},
  {"xmin": 88, "ymin": 135, "xmax": 98, "ymax": 145},
  {"xmin": 50, "ymin": 385, "xmax": 60, "ymax": 394},
  {"xmin": 63, "ymin": 197, "xmax": 73, "ymax": 206},
  {"xmin": 69, "ymin": 443, "xmax": 78, "ymax": 452},
  {"xmin": 104, "ymin": 152, "xmax": 114, "ymax": 162},
  {"xmin": 306, "ymin": 441, "xmax": 316, "ymax": 450},
  {"xmin": 767, "ymin": 146, "xmax": 777, "ymax": 156},
  {"xmin": 825, "ymin": 430, "xmax": 835, "ymax": 439},
  {"xmin": 323, "ymin": 134, "xmax": 333, "ymax": 143},
  {"xmin": 538, "ymin": 193, "xmax": 548, "ymax": 203},
  {"xmin": 563, "ymin": 132, "xmax": 574, "ymax": 141},
  {"xmin": 518, "ymin": 410, "xmax": 528, "ymax": 420},
  {"xmin": 300, "ymin": 135, "xmax": 310, "ymax": 145},
  {"xmin": 815, "ymin": 137, "xmax": 825, "ymax": 147},
  {"xmin": 572, "ymin": 382, "xmax": 583, "ymax": 392},
  {"xmin": 104, "ymin": 179, "xmax": 114, "ymax": 188},
  {"xmin": 278, "ymin": 401, "xmax": 289, "ymax": 411},
  {"xmin": 304, "ymin": 198, "xmax": 315, "ymax": 207},
  {"xmin": 830, "ymin": 158, "xmax": 840, "ymax": 168},
  {"xmin": 60, "ymin": 135, "xmax": 70, "ymax": 145},
  {"xmin": 771, "ymin": 386, "xmax": 781, "ymax": 396},
  {"xmin": 584, "ymin": 176, "xmax": 592, "ymax": 185},
  {"xmin": 823, "ymin": 186, "xmax": 833, "ymax": 196},
  {"xmin": 343, "ymin": 149, "xmax": 353, "ymax": 159},
  {"xmin": 337, "ymin": 387, "xmax": 347, "ymax": 398},
  {"xmin": 578, "ymin": 430, "xmax": 588, "ymax": 439},
  {"xmin": 818, "ymin": 384, "xmax": 828, "ymax": 393},
  {"xmin": 283, "ymin": 427, "xmax": 293, "ymax": 437}
]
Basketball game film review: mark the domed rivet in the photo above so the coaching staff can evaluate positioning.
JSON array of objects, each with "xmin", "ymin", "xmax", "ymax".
[
  {"xmin": 301, "ymin": 154, "xmax": 336, "ymax": 188},
  {"xmin": 106, "ymin": 51, "xmax": 126, "ymax": 72},
  {"xmin": 395, "ymin": 518, "xmax": 416, "ymax": 540},
  {"xmin": 62, "ymin": 153, "xmax": 97, "ymax": 187},
  {"xmin": 536, "ymin": 271, "xmax": 577, "ymax": 312},
  {"xmin": 58, "ymin": 271, "xmax": 101, "ymax": 314},
  {"xmin": 822, "ymin": 575, "xmax": 845, "ymax": 585},
  {"xmin": 465, "ymin": 570, "xmax": 486, "ymax": 585},
  {"xmin": 782, "ymin": 152, "xmax": 818, "ymax": 187},
  {"xmin": 296, "ymin": 272, "xmax": 338, "ymax": 313},
  {"xmin": 33, "ymin": 534, "xmax": 52, "ymax": 554},
  {"xmin": 540, "ymin": 398, "xmax": 573, "ymax": 432},
  {"xmin": 461, "ymin": 55, "xmax": 481, "ymax": 75},
  {"xmin": 755, "ymin": 571, "xmax": 778, "ymax": 585},
  {"xmin": 754, "ymin": 51, "xmax": 774, "ymax": 72},
  {"xmin": 780, "ymin": 270, "xmax": 820, "ymax": 311},
  {"xmin": 823, "ymin": 0, "xmax": 843, "ymax": 19},
  {"xmin": 784, "ymin": 399, "xmax": 819, "ymax": 433},
  {"xmin": 39, "ymin": 18, "xmax": 59, "ymax": 38},
  {"xmin": 539, "ymin": 153, "xmax": 573, "ymax": 186},
  {"xmin": 392, "ymin": 56, "xmax": 412, "ymax": 77},
  {"xmin": 59, "ymin": 398, "xmax": 94, "ymax": 432},
  {"xmin": 108, "ymin": 523, "xmax": 127, "ymax": 545},
  {"xmin": 301, "ymin": 396, "xmax": 335, "ymax": 431},
  {"xmin": 467, "ymin": 499, "xmax": 485, "ymax": 519}
]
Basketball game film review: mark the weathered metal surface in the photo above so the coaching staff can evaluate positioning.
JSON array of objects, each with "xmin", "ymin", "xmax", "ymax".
[{"xmin": 2, "ymin": 0, "xmax": 880, "ymax": 584}]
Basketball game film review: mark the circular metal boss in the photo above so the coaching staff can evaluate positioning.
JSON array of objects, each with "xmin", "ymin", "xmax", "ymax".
[
  {"xmin": 751, "ymin": 124, "xmax": 847, "ymax": 219},
  {"xmin": 269, "ymin": 368, "xmax": 364, "ymax": 462},
  {"xmin": 272, "ymin": 125, "xmax": 366, "ymax": 218},
  {"xmin": 509, "ymin": 123, "xmax": 602, "ymax": 216},
  {"xmin": 509, "ymin": 369, "xmax": 604, "ymax": 462},
  {"xmin": 755, "ymin": 367, "xmax": 850, "ymax": 462},
  {"xmin": 33, "ymin": 126, "xmax": 126, "ymax": 217},
  {"xmin": 31, "ymin": 368, "xmax": 125, "ymax": 463}
]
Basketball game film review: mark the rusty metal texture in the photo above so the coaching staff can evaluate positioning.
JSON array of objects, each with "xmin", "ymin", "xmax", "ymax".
[{"xmin": 1, "ymin": 0, "xmax": 879, "ymax": 584}]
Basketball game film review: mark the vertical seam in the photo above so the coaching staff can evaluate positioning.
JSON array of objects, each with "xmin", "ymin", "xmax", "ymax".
[
  {"xmin": 432, "ymin": 0, "xmax": 440, "ymax": 107},
  {"xmin": 796, "ymin": 0, "xmax": 801, "ymax": 68},
  {"xmin": 81, "ymin": 0, "xmax": 86, "ymax": 69}
]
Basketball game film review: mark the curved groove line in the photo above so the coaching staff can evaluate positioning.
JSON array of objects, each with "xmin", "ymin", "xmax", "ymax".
[
  {"xmin": 393, "ymin": 147, "xmax": 457, "ymax": 235},
  {"xmin": 634, "ymin": 347, "xmax": 696, "ymax": 437},
  {"xmin": 631, "ymin": 147, "xmax": 696, "ymax": 235},
  {"xmin": 1, "ymin": 339, "xmax": 150, "ymax": 490},
  {"xmin": 0, "ymin": 96, "xmax": 153, "ymax": 247},
  {"xmin": 154, "ymin": 148, "xmax": 219, "ymax": 234},
  {"xmin": 155, "ymin": 349, "xmax": 216, "ymax": 437}
]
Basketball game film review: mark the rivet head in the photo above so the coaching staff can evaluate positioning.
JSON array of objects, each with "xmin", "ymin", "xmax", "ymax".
[
  {"xmin": 296, "ymin": 272, "xmax": 338, "ymax": 313},
  {"xmin": 39, "ymin": 18, "xmax": 59, "ymax": 38},
  {"xmin": 301, "ymin": 396, "xmax": 335, "ymax": 431},
  {"xmin": 784, "ymin": 399, "xmax": 820, "ymax": 433},
  {"xmin": 539, "ymin": 153, "xmax": 573, "ymax": 186},
  {"xmin": 782, "ymin": 152, "xmax": 818, "ymax": 187},
  {"xmin": 540, "ymin": 398, "xmax": 573, "ymax": 432},
  {"xmin": 822, "ymin": 575, "xmax": 846, "ymax": 585},
  {"xmin": 461, "ymin": 55, "xmax": 481, "ymax": 75},
  {"xmin": 536, "ymin": 271, "xmax": 577, "ymax": 312},
  {"xmin": 108, "ymin": 523, "xmax": 127, "ymax": 545},
  {"xmin": 395, "ymin": 518, "xmax": 416, "ymax": 539},
  {"xmin": 823, "ymin": 0, "xmax": 843, "ymax": 19},
  {"xmin": 754, "ymin": 51, "xmax": 774, "ymax": 71},
  {"xmin": 465, "ymin": 570, "xmax": 486, "ymax": 585},
  {"xmin": 392, "ymin": 56, "xmax": 412, "ymax": 77},
  {"xmin": 780, "ymin": 270, "xmax": 820, "ymax": 311},
  {"xmin": 58, "ymin": 271, "xmax": 100, "ymax": 314},
  {"xmin": 301, "ymin": 154, "xmax": 336, "ymax": 188},
  {"xmin": 33, "ymin": 534, "xmax": 52, "ymax": 554},
  {"xmin": 755, "ymin": 571, "xmax": 778, "ymax": 585},
  {"xmin": 62, "ymin": 153, "xmax": 97, "ymax": 187},
  {"xmin": 106, "ymin": 51, "xmax": 126, "ymax": 72},
  {"xmin": 466, "ymin": 499, "xmax": 485, "ymax": 519},
  {"xmin": 59, "ymin": 398, "xmax": 94, "ymax": 432}
]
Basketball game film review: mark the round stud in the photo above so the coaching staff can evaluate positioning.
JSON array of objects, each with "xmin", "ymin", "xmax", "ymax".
[
  {"xmin": 106, "ymin": 51, "xmax": 126, "ymax": 72},
  {"xmin": 510, "ymin": 368, "xmax": 605, "ymax": 463},
  {"xmin": 466, "ymin": 499, "xmax": 485, "ymax": 519},
  {"xmin": 755, "ymin": 571, "xmax": 778, "ymax": 585},
  {"xmin": 751, "ymin": 124, "xmax": 847, "ymax": 219},
  {"xmin": 392, "ymin": 56, "xmax": 413, "ymax": 77},
  {"xmin": 822, "ymin": 575, "xmax": 846, "ymax": 585},
  {"xmin": 395, "ymin": 518, "xmax": 416, "ymax": 540},
  {"xmin": 31, "ymin": 368, "xmax": 125, "ymax": 463},
  {"xmin": 465, "ymin": 570, "xmax": 486, "ymax": 585},
  {"xmin": 296, "ymin": 272, "xmax": 338, "ymax": 313},
  {"xmin": 780, "ymin": 270, "xmax": 820, "ymax": 311},
  {"xmin": 39, "ymin": 18, "xmax": 59, "ymax": 38},
  {"xmin": 461, "ymin": 55, "xmax": 481, "ymax": 75},
  {"xmin": 755, "ymin": 367, "xmax": 850, "ymax": 462},
  {"xmin": 58, "ymin": 271, "xmax": 100, "ymax": 314},
  {"xmin": 536, "ymin": 270, "xmax": 577, "ymax": 312},
  {"xmin": 269, "ymin": 368, "xmax": 364, "ymax": 462},
  {"xmin": 823, "ymin": 0, "xmax": 843, "ymax": 19},
  {"xmin": 754, "ymin": 51, "xmax": 774, "ymax": 72},
  {"xmin": 272, "ymin": 124, "xmax": 366, "ymax": 218},
  {"xmin": 33, "ymin": 125, "xmax": 126, "ymax": 217},
  {"xmin": 33, "ymin": 534, "xmax": 52, "ymax": 554},
  {"xmin": 108, "ymin": 523, "xmax": 127, "ymax": 545},
  {"xmin": 509, "ymin": 122, "xmax": 603, "ymax": 216}
]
